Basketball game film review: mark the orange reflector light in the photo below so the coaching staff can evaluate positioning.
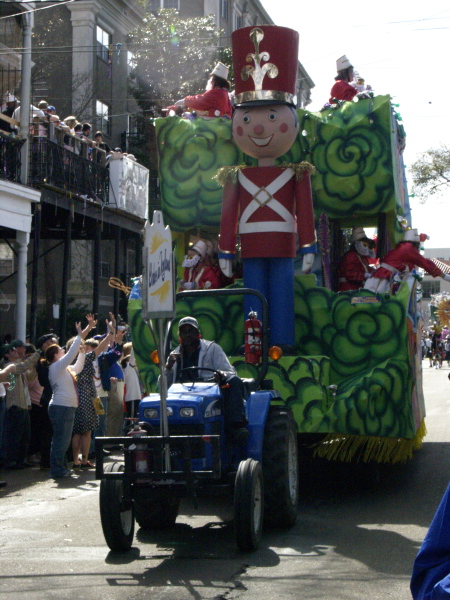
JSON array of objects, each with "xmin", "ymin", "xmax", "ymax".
[
  {"xmin": 268, "ymin": 346, "xmax": 283, "ymax": 360},
  {"xmin": 150, "ymin": 350, "xmax": 159, "ymax": 364}
]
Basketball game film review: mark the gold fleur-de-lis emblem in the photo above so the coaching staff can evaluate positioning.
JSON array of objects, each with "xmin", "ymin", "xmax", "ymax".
[{"xmin": 241, "ymin": 28, "xmax": 279, "ymax": 90}]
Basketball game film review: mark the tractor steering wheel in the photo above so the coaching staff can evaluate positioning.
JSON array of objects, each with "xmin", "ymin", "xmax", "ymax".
[{"xmin": 177, "ymin": 367, "xmax": 219, "ymax": 385}]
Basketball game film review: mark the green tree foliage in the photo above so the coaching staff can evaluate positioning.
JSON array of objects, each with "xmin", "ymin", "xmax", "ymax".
[
  {"xmin": 128, "ymin": 9, "xmax": 230, "ymax": 114},
  {"xmin": 410, "ymin": 145, "xmax": 450, "ymax": 200}
]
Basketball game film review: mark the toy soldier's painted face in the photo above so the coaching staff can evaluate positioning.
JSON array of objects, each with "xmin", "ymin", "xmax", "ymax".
[{"xmin": 233, "ymin": 104, "xmax": 299, "ymax": 161}]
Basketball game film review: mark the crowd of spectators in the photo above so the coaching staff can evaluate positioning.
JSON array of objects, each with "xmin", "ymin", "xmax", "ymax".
[
  {"xmin": 0, "ymin": 313, "xmax": 144, "ymax": 486},
  {"xmin": 421, "ymin": 322, "xmax": 450, "ymax": 368},
  {"xmin": 0, "ymin": 93, "xmax": 139, "ymax": 165}
]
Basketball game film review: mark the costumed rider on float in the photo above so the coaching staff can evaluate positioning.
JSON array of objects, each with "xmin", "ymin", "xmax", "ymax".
[
  {"xmin": 338, "ymin": 227, "xmax": 376, "ymax": 292},
  {"xmin": 329, "ymin": 55, "xmax": 372, "ymax": 104},
  {"xmin": 166, "ymin": 62, "xmax": 233, "ymax": 119},
  {"xmin": 179, "ymin": 239, "xmax": 221, "ymax": 290},
  {"xmin": 216, "ymin": 25, "xmax": 317, "ymax": 353},
  {"xmin": 364, "ymin": 228, "xmax": 450, "ymax": 294},
  {"xmin": 165, "ymin": 316, "xmax": 248, "ymax": 443}
]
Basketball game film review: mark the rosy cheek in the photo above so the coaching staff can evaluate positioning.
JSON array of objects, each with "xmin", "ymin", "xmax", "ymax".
[
  {"xmin": 235, "ymin": 125, "xmax": 244, "ymax": 136},
  {"xmin": 279, "ymin": 122, "xmax": 288, "ymax": 133}
]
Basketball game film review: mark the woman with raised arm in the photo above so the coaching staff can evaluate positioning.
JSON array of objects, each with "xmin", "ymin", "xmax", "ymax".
[
  {"xmin": 46, "ymin": 317, "xmax": 94, "ymax": 479},
  {"xmin": 71, "ymin": 317, "xmax": 117, "ymax": 469}
]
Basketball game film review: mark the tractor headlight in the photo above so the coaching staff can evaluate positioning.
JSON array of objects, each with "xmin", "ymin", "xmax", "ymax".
[
  {"xmin": 143, "ymin": 408, "xmax": 158, "ymax": 419},
  {"xmin": 180, "ymin": 407, "xmax": 195, "ymax": 418}
]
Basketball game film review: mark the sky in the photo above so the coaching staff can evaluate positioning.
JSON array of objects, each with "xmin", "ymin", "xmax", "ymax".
[{"xmin": 261, "ymin": 0, "xmax": 450, "ymax": 249}]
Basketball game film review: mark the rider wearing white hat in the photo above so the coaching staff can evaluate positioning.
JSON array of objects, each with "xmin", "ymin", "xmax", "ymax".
[
  {"xmin": 169, "ymin": 62, "xmax": 232, "ymax": 119},
  {"xmin": 329, "ymin": 55, "xmax": 358, "ymax": 104},
  {"xmin": 180, "ymin": 239, "xmax": 221, "ymax": 290},
  {"xmin": 364, "ymin": 229, "xmax": 450, "ymax": 294},
  {"xmin": 338, "ymin": 227, "xmax": 376, "ymax": 291}
]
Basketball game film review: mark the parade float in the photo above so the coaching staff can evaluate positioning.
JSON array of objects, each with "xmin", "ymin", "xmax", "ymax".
[{"xmin": 128, "ymin": 27, "xmax": 425, "ymax": 466}]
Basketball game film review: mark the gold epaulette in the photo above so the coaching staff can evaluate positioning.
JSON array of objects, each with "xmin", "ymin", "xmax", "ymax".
[
  {"xmin": 214, "ymin": 165, "xmax": 247, "ymax": 187},
  {"xmin": 214, "ymin": 161, "xmax": 316, "ymax": 187},
  {"xmin": 282, "ymin": 161, "xmax": 316, "ymax": 180}
]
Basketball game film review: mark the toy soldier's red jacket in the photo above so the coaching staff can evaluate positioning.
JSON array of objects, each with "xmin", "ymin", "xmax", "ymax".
[
  {"xmin": 329, "ymin": 80, "xmax": 357, "ymax": 103},
  {"xmin": 371, "ymin": 242, "xmax": 443, "ymax": 280},
  {"xmin": 338, "ymin": 250, "xmax": 372, "ymax": 291},
  {"xmin": 218, "ymin": 165, "xmax": 316, "ymax": 259},
  {"xmin": 184, "ymin": 89, "xmax": 232, "ymax": 118}
]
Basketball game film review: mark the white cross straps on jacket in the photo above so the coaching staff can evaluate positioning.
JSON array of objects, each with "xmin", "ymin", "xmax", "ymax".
[{"xmin": 238, "ymin": 168, "xmax": 296, "ymax": 234}]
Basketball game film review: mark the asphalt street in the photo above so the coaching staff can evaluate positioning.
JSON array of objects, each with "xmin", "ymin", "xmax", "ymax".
[{"xmin": 1, "ymin": 362, "xmax": 450, "ymax": 600}]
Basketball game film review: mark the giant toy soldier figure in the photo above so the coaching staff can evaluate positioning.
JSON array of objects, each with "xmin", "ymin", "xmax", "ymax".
[{"xmin": 217, "ymin": 26, "xmax": 316, "ymax": 349}]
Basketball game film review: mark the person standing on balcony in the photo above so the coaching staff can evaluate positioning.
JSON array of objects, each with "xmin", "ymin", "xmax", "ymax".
[{"xmin": 1, "ymin": 94, "xmax": 18, "ymax": 134}]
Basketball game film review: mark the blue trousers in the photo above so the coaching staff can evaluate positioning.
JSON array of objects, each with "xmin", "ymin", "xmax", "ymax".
[
  {"xmin": 243, "ymin": 257, "xmax": 295, "ymax": 346},
  {"xmin": 48, "ymin": 404, "xmax": 76, "ymax": 478}
]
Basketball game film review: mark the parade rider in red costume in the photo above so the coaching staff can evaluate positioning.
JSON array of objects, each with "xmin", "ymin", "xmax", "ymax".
[
  {"xmin": 329, "ymin": 55, "xmax": 358, "ymax": 103},
  {"xmin": 338, "ymin": 227, "xmax": 375, "ymax": 292},
  {"xmin": 179, "ymin": 239, "xmax": 221, "ymax": 290},
  {"xmin": 170, "ymin": 62, "xmax": 232, "ymax": 119},
  {"xmin": 217, "ymin": 26, "xmax": 316, "ymax": 349},
  {"xmin": 364, "ymin": 229, "xmax": 450, "ymax": 294}
]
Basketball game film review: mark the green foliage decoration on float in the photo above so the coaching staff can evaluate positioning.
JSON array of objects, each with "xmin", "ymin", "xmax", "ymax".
[
  {"xmin": 156, "ymin": 95, "xmax": 402, "ymax": 230},
  {"xmin": 155, "ymin": 117, "xmax": 245, "ymax": 231},
  {"xmin": 129, "ymin": 275, "xmax": 415, "ymax": 440}
]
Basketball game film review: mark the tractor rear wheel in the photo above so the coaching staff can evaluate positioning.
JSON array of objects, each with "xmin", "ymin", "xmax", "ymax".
[{"xmin": 262, "ymin": 406, "xmax": 299, "ymax": 527}]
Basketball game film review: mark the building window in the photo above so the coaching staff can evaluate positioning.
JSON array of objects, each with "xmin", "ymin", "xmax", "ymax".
[
  {"xmin": 96, "ymin": 100, "xmax": 110, "ymax": 136},
  {"xmin": 163, "ymin": 0, "xmax": 179, "ymax": 8},
  {"xmin": 96, "ymin": 25, "xmax": 111, "ymax": 62},
  {"xmin": 100, "ymin": 245, "xmax": 113, "ymax": 279},
  {"xmin": 220, "ymin": 0, "xmax": 229, "ymax": 20},
  {"xmin": 233, "ymin": 12, "xmax": 243, "ymax": 30},
  {"xmin": 0, "ymin": 244, "xmax": 13, "ymax": 276},
  {"xmin": 421, "ymin": 280, "xmax": 441, "ymax": 298}
]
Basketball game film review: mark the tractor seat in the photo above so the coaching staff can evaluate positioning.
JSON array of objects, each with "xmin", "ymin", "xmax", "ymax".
[{"xmin": 241, "ymin": 378, "xmax": 257, "ymax": 398}]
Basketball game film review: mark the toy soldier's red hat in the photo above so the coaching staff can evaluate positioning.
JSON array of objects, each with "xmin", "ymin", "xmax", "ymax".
[{"xmin": 232, "ymin": 25, "xmax": 299, "ymax": 107}]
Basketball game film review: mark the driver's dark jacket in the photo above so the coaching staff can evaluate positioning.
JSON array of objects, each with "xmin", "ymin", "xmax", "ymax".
[{"xmin": 165, "ymin": 339, "xmax": 235, "ymax": 387}]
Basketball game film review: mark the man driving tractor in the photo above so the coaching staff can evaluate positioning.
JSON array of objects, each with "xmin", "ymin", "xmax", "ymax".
[{"xmin": 164, "ymin": 316, "xmax": 248, "ymax": 443}]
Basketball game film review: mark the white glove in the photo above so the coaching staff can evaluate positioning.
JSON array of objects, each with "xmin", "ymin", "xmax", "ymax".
[
  {"xmin": 443, "ymin": 273, "xmax": 450, "ymax": 282},
  {"xmin": 364, "ymin": 272, "xmax": 372, "ymax": 279},
  {"xmin": 302, "ymin": 253, "xmax": 315, "ymax": 273},
  {"xmin": 219, "ymin": 258, "xmax": 233, "ymax": 278},
  {"xmin": 181, "ymin": 281, "xmax": 196, "ymax": 290}
]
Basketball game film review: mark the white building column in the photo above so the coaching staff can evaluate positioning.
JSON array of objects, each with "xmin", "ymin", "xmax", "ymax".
[
  {"xmin": 67, "ymin": 0, "xmax": 100, "ymax": 118},
  {"xmin": 15, "ymin": 230, "xmax": 30, "ymax": 341}
]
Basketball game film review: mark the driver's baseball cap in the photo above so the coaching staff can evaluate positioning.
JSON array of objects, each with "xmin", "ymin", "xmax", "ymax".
[{"xmin": 178, "ymin": 317, "xmax": 199, "ymax": 331}]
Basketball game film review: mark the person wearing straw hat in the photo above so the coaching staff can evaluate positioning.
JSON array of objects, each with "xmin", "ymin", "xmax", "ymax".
[
  {"xmin": 338, "ymin": 227, "xmax": 376, "ymax": 291},
  {"xmin": 169, "ymin": 62, "xmax": 233, "ymax": 119},
  {"xmin": 364, "ymin": 229, "xmax": 450, "ymax": 294}
]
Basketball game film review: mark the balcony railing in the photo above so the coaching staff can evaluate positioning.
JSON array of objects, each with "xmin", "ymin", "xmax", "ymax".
[
  {"xmin": 28, "ymin": 133, "xmax": 109, "ymax": 204},
  {"xmin": 0, "ymin": 131, "xmax": 24, "ymax": 183}
]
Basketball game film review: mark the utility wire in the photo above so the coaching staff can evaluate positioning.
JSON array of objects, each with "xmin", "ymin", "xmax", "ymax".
[{"xmin": 0, "ymin": 0, "xmax": 75, "ymax": 21}]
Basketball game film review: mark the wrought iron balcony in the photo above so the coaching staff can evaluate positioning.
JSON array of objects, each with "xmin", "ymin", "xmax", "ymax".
[
  {"xmin": 0, "ymin": 132, "xmax": 24, "ymax": 183},
  {"xmin": 28, "ymin": 134, "xmax": 109, "ymax": 205}
]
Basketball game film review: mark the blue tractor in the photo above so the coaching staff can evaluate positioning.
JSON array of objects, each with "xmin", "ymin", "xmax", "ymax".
[{"xmin": 96, "ymin": 289, "xmax": 299, "ymax": 553}]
